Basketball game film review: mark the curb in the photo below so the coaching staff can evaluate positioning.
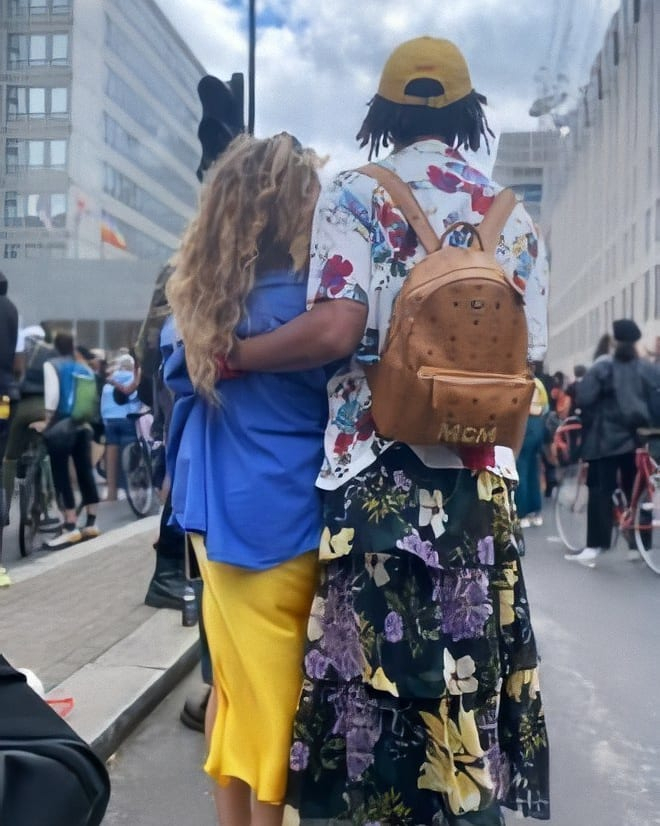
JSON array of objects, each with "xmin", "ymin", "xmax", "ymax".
[{"xmin": 45, "ymin": 597, "xmax": 200, "ymax": 761}]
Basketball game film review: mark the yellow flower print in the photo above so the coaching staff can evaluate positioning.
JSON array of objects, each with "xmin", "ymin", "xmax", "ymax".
[
  {"xmin": 419, "ymin": 489, "xmax": 449, "ymax": 537},
  {"xmin": 498, "ymin": 563, "xmax": 519, "ymax": 627},
  {"xmin": 319, "ymin": 526, "xmax": 354, "ymax": 560},
  {"xmin": 443, "ymin": 650, "xmax": 478, "ymax": 696},
  {"xmin": 418, "ymin": 698, "xmax": 493, "ymax": 815},
  {"xmin": 365, "ymin": 553, "xmax": 391, "ymax": 586},
  {"xmin": 478, "ymin": 471, "xmax": 512, "ymax": 518},
  {"xmin": 307, "ymin": 595, "xmax": 325, "ymax": 642},
  {"xmin": 477, "ymin": 472, "xmax": 496, "ymax": 502},
  {"xmin": 369, "ymin": 666, "xmax": 399, "ymax": 697},
  {"xmin": 506, "ymin": 668, "xmax": 540, "ymax": 703}
]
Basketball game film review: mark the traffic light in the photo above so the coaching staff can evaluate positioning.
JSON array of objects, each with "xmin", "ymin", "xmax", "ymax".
[{"xmin": 196, "ymin": 73, "xmax": 245, "ymax": 182}]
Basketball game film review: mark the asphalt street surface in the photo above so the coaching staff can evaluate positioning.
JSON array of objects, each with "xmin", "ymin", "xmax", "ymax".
[{"xmin": 106, "ymin": 498, "xmax": 660, "ymax": 826}]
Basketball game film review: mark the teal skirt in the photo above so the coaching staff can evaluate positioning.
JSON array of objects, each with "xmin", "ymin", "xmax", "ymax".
[{"xmin": 286, "ymin": 445, "xmax": 549, "ymax": 825}]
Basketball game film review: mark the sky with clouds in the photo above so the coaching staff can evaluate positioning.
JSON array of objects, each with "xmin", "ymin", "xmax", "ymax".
[{"xmin": 155, "ymin": 0, "xmax": 621, "ymax": 174}]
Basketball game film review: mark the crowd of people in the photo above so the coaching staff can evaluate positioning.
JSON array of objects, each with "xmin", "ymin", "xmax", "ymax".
[{"xmin": 0, "ymin": 300, "xmax": 152, "ymax": 565}]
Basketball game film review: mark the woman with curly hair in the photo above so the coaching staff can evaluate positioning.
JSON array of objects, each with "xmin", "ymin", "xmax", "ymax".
[{"xmin": 165, "ymin": 132, "xmax": 327, "ymax": 826}]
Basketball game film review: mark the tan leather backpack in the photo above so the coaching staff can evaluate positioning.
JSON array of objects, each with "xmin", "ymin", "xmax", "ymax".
[{"xmin": 359, "ymin": 163, "xmax": 535, "ymax": 452}]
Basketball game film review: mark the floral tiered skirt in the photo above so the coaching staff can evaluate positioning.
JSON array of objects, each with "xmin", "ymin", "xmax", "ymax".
[{"xmin": 286, "ymin": 445, "xmax": 549, "ymax": 825}]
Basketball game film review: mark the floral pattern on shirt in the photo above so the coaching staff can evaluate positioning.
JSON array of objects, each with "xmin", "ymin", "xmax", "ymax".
[{"xmin": 307, "ymin": 140, "xmax": 547, "ymax": 489}]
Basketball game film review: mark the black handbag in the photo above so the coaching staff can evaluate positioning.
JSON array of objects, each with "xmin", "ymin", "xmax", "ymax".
[
  {"xmin": 42, "ymin": 417, "xmax": 78, "ymax": 452},
  {"xmin": 0, "ymin": 655, "xmax": 111, "ymax": 826}
]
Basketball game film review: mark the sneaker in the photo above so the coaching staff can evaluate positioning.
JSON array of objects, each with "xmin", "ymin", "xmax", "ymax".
[
  {"xmin": 519, "ymin": 517, "xmax": 531, "ymax": 529},
  {"xmin": 530, "ymin": 514, "xmax": 544, "ymax": 527},
  {"xmin": 0, "ymin": 566, "xmax": 11, "ymax": 588},
  {"xmin": 625, "ymin": 549, "xmax": 641, "ymax": 562},
  {"xmin": 43, "ymin": 527, "xmax": 82, "ymax": 551},
  {"xmin": 80, "ymin": 525, "xmax": 101, "ymax": 540},
  {"xmin": 38, "ymin": 515, "xmax": 62, "ymax": 533},
  {"xmin": 564, "ymin": 547, "xmax": 601, "ymax": 567}
]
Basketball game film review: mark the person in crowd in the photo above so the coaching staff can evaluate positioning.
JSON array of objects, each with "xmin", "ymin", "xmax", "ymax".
[
  {"xmin": 100, "ymin": 353, "xmax": 141, "ymax": 501},
  {"xmin": 593, "ymin": 332, "xmax": 612, "ymax": 361},
  {"xmin": 166, "ymin": 132, "xmax": 327, "ymax": 826},
  {"xmin": 2, "ymin": 324, "xmax": 54, "ymax": 519},
  {"xmin": 226, "ymin": 37, "xmax": 549, "ymax": 825},
  {"xmin": 565, "ymin": 363, "xmax": 587, "ymax": 415},
  {"xmin": 0, "ymin": 273, "xmax": 18, "ymax": 472},
  {"xmin": 534, "ymin": 361, "xmax": 558, "ymax": 499},
  {"xmin": 566, "ymin": 318, "xmax": 660, "ymax": 566},
  {"xmin": 550, "ymin": 370, "xmax": 571, "ymax": 420},
  {"xmin": 0, "ymin": 273, "xmax": 18, "ymax": 587},
  {"xmin": 517, "ymin": 372, "xmax": 549, "ymax": 529},
  {"xmin": 41, "ymin": 332, "xmax": 100, "ymax": 550}
]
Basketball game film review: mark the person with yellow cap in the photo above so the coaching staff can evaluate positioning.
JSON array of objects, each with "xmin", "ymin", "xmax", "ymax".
[{"xmin": 229, "ymin": 37, "xmax": 549, "ymax": 824}]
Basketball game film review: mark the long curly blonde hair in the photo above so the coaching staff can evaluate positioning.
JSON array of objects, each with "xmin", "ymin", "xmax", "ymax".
[{"xmin": 166, "ymin": 132, "xmax": 321, "ymax": 399}]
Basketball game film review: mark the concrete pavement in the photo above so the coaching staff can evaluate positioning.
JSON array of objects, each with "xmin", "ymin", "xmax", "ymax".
[{"xmin": 0, "ymin": 508, "xmax": 200, "ymax": 760}]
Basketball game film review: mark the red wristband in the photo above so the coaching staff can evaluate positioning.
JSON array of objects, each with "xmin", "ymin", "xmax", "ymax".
[{"xmin": 215, "ymin": 355, "xmax": 244, "ymax": 380}]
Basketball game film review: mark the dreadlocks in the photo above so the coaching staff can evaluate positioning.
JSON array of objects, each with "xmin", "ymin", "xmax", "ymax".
[{"xmin": 356, "ymin": 89, "xmax": 494, "ymax": 161}]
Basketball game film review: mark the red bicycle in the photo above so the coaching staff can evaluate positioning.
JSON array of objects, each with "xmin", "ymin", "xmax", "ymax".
[{"xmin": 554, "ymin": 422, "xmax": 660, "ymax": 574}]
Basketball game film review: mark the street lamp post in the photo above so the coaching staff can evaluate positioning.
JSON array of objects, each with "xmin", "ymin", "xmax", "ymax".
[{"xmin": 248, "ymin": 0, "xmax": 255, "ymax": 134}]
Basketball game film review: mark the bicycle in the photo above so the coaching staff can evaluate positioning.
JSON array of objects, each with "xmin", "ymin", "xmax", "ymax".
[
  {"xmin": 554, "ymin": 422, "xmax": 660, "ymax": 574},
  {"xmin": 16, "ymin": 425, "xmax": 58, "ymax": 556},
  {"xmin": 121, "ymin": 409, "xmax": 157, "ymax": 518}
]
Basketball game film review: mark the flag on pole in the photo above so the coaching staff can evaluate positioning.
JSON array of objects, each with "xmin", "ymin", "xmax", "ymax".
[{"xmin": 100, "ymin": 212, "xmax": 127, "ymax": 250}]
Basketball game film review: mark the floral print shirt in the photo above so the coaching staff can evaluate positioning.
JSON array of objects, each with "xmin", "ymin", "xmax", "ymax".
[{"xmin": 307, "ymin": 140, "xmax": 548, "ymax": 490}]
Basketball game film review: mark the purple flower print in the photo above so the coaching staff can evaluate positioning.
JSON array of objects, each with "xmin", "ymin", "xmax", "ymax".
[
  {"xmin": 289, "ymin": 740, "xmax": 310, "ymax": 772},
  {"xmin": 441, "ymin": 570, "xmax": 493, "ymax": 641},
  {"xmin": 477, "ymin": 535, "xmax": 495, "ymax": 565},
  {"xmin": 346, "ymin": 725, "xmax": 377, "ymax": 779},
  {"xmin": 396, "ymin": 532, "xmax": 440, "ymax": 569},
  {"xmin": 383, "ymin": 611, "xmax": 404, "ymax": 643},
  {"xmin": 304, "ymin": 648, "xmax": 330, "ymax": 679},
  {"xmin": 321, "ymin": 578, "xmax": 363, "ymax": 680}
]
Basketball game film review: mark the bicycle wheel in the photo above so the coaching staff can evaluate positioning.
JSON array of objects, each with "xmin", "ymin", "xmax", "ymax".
[
  {"xmin": 18, "ymin": 463, "xmax": 40, "ymax": 557},
  {"xmin": 633, "ymin": 482, "xmax": 660, "ymax": 574},
  {"xmin": 121, "ymin": 440, "xmax": 154, "ymax": 518},
  {"xmin": 554, "ymin": 463, "xmax": 588, "ymax": 552}
]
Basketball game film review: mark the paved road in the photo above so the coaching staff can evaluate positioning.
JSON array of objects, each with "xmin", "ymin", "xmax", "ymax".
[
  {"xmin": 1, "ymin": 486, "xmax": 155, "ymax": 568},
  {"xmin": 105, "ymin": 499, "xmax": 660, "ymax": 826}
]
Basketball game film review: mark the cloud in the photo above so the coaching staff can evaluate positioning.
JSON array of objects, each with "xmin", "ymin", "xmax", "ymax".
[{"xmin": 155, "ymin": 0, "xmax": 621, "ymax": 170}]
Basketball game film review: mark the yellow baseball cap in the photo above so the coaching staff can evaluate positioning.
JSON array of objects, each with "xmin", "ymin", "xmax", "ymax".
[{"xmin": 377, "ymin": 37, "xmax": 473, "ymax": 109}]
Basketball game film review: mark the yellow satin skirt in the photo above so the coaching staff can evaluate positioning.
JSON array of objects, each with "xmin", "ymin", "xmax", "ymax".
[{"xmin": 189, "ymin": 534, "xmax": 318, "ymax": 804}]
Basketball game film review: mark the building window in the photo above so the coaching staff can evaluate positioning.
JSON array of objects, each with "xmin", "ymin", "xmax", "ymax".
[
  {"xmin": 3, "ymin": 244, "xmax": 20, "ymax": 259},
  {"xmin": 7, "ymin": 33, "xmax": 69, "ymax": 68},
  {"xmin": 6, "ymin": 86, "xmax": 69, "ymax": 119},
  {"xmin": 655, "ymin": 266, "xmax": 660, "ymax": 320},
  {"xmin": 9, "ymin": 0, "xmax": 71, "ymax": 13},
  {"xmin": 3, "ymin": 192, "xmax": 66, "ymax": 228},
  {"xmin": 5, "ymin": 138, "xmax": 67, "ymax": 171},
  {"xmin": 644, "ymin": 271, "xmax": 651, "ymax": 322}
]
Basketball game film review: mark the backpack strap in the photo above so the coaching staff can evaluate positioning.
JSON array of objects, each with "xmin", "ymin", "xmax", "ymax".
[
  {"xmin": 358, "ymin": 163, "xmax": 441, "ymax": 254},
  {"xmin": 477, "ymin": 188, "xmax": 518, "ymax": 253},
  {"xmin": 358, "ymin": 163, "xmax": 517, "ymax": 255}
]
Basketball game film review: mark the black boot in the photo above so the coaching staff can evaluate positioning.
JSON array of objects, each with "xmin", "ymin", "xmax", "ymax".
[
  {"xmin": 144, "ymin": 552, "xmax": 187, "ymax": 609},
  {"xmin": 144, "ymin": 491, "xmax": 187, "ymax": 610}
]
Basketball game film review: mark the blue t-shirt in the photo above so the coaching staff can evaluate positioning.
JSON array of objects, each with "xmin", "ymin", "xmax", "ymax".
[
  {"xmin": 100, "ymin": 369, "xmax": 141, "ymax": 419},
  {"xmin": 168, "ymin": 269, "xmax": 330, "ymax": 570}
]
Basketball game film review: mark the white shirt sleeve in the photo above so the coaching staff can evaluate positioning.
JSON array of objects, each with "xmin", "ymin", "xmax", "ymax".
[{"xmin": 43, "ymin": 362, "xmax": 59, "ymax": 413}]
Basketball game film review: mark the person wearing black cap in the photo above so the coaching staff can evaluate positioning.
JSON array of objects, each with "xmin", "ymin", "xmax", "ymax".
[
  {"xmin": 566, "ymin": 319, "xmax": 660, "ymax": 566},
  {"xmin": 228, "ymin": 36, "xmax": 549, "ymax": 826}
]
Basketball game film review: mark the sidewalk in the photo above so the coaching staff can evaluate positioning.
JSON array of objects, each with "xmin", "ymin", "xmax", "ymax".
[{"xmin": 0, "ymin": 514, "xmax": 200, "ymax": 760}]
